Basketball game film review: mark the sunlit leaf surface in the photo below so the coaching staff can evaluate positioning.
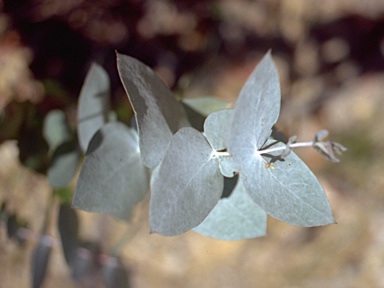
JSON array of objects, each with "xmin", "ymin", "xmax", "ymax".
[{"xmin": 150, "ymin": 127, "xmax": 223, "ymax": 236}]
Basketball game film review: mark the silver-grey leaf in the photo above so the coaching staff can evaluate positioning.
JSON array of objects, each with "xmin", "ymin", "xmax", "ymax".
[
  {"xmin": 48, "ymin": 142, "xmax": 81, "ymax": 188},
  {"xmin": 242, "ymin": 142, "xmax": 335, "ymax": 226},
  {"xmin": 77, "ymin": 63, "xmax": 110, "ymax": 152},
  {"xmin": 193, "ymin": 179, "xmax": 267, "ymax": 240},
  {"xmin": 43, "ymin": 110, "xmax": 71, "ymax": 151},
  {"xmin": 204, "ymin": 109, "xmax": 234, "ymax": 151},
  {"xmin": 73, "ymin": 122, "xmax": 149, "ymax": 221},
  {"xmin": 117, "ymin": 53, "xmax": 190, "ymax": 168},
  {"xmin": 228, "ymin": 51, "xmax": 281, "ymax": 166},
  {"xmin": 150, "ymin": 127, "xmax": 223, "ymax": 236}
]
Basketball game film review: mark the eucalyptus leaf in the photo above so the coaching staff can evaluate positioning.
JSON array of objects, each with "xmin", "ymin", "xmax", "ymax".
[
  {"xmin": 193, "ymin": 179, "xmax": 267, "ymax": 240},
  {"xmin": 228, "ymin": 51, "xmax": 281, "ymax": 166},
  {"xmin": 117, "ymin": 53, "xmax": 190, "ymax": 168},
  {"xmin": 73, "ymin": 122, "xmax": 149, "ymax": 221},
  {"xmin": 228, "ymin": 52, "xmax": 334, "ymax": 226},
  {"xmin": 203, "ymin": 109, "xmax": 238, "ymax": 177},
  {"xmin": 43, "ymin": 110, "xmax": 71, "ymax": 150},
  {"xmin": 77, "ymin": 63, "xmax": 110, "ymax": 152},
  {"xmin": 204, "ymin": 109, "xmax": 234, "ymax": 151},
  {"xmin": 242, "ymin": 142, "xmax": 335, "ymax": 226},
  {"xmin": 217, "ymin": 155, "xmax": 238, "ymax": 178},
  {"xmin": 48, "ymin": 141, "xmax": 81, "ymax": 188},
  {"xmin": 150, "ymin": 127, "xmax": 223, "ymax": 236}
]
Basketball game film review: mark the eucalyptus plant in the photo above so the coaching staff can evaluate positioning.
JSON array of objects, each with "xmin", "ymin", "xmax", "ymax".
[{"xmin": 73, "ymin": 51, "xmax": 346, "ymax": 240}]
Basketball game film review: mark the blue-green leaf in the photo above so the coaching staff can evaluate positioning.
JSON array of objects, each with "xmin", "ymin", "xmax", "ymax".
[
  {"xmin": 150, "ymin": 127, "xmax": 223, "ymax": 236},
  {"xmin": 73, "ymin": 122, "xmax": 148, "ymax": 221},
  {"xmin": 204, "ymin": 109, "xmax": 238, "ymax": 177},
  {"xmin": 241, "ymin": 142, "xmax": 335, "ymax": 226},
  {"xmin": 193, "ymin": 179, "xmax": 267, "ymax": 240},
  {"xmin": 77, "ymin": 63, "xmax": 110, "ymax": 152},
  {"xmin": 48, "ymin": 142, "xmax": 81, "ymax": 188},
  {"xmin": 228, "ymin": 51, "xmax": 281, "ymax": 166},
  {"xmin": 43, "ymin": 110, "xmax": 71, "ymax": 150},
  {"xmin": 117, "ymin": 53, "xmax": 190, "ymax": 168}
]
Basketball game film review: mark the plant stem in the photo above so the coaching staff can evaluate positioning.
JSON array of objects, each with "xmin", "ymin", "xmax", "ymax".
[
  {"xmin": 210, "ymin": 141, "xmax": 314, "ymax": 158},
  {"xmin": 258, "ymin": 141, "xmax": 313, "ymax": 154}
]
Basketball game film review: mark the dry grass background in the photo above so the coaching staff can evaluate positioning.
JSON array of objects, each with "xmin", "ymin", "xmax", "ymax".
[{"xmin": 1, "ymin": 0, "xmax": 384, "ymax": 287}]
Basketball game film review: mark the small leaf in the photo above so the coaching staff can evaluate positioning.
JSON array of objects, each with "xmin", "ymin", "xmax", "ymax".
[
  {"xmin": 58, "ymin": 204, "xmax": 79, "ymax": 267},
  {"xmin": 312, "ymin": 130, "xmax": 347, "ymax": 163},
  {"xmin": 73, "ymin": 122, "xmax": 149, "ymax": 221},
  {"xmin": 31, "ymin": 235, "xmax": 52, "ymax": 288},
  {"xmin": 243, "ymin": 142, "xmax": 335, "ymax": 226},
  {"xmin": 47, "ymin": 141, "xmax": 81, "ymax": 188},
  {"xmin": 43, "ymin": 110, "xmax": 71, "ymax": 150},
  {"xmin": 117, "ymin": 53, "xmax": 190, "ymax": 168},
  {"xmin": 182, "ymin": 97, "xmax": 231, "ymax": 117},
  {"xmin": 204, "ymin": 109, "xmax": 239, "ymax": 177},
  {"xmin": 103, "ymin": 257, "xmax": 131, "ymax": 288},
  {"xmin": 77, "ymin": 63, "xmax": 110, "ymax": 152},
  {"xmin": 193, "ymin": 179, "xmax": 267, "ymax": 240},
  {"xmin": 150, "ymin": 127, "xmax": 223, "ymax": 236},
  {"xmin": 204, "ymin": 109, "xmax": 234, "ymax": 151},
  {"xmin": 216, "ymin": 155, "xmax": 238, "ymax": 178}
]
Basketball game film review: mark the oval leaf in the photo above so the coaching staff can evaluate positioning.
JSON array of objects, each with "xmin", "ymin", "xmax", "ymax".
[
  {"xmin": 204, "ymin": 109, "xmax": 238, "ymax": 177},
  {"xmin": 193, "ymin": 179, "xmax": 267, "ymax": 240},
  {"xmin": 242, "ymin": 142, "xmax": 335, "ymax": 226},
  {"xmin": 77, "ymin": 63, "xmax": 110, "ymax": 152},
  {"xmin": 228, "ymin": 51, "xmax": 281, "ymax": 165},
  {"xmin": 43, "ymin": 110, "xmax": 71, "ymax": 150},
  {"xmin": 204, "ymin": 109, "xmax": 234, "ymax": 151},
  {"xmin": 73, "ymin": 122, "xmax": 149, "ymax": 221},
  {"xmin": 150, "ymin": 127, "xmax": 223, "ymax": 236},
  {"xmin": 116, "ymin": 53, "xmax": 190, "ymax": 168},
  {"xmin": 48, "ymin": 141, "xmax": 81, "ymax": 188}
]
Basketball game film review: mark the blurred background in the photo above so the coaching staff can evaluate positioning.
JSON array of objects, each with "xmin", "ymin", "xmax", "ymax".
[{"xmin": 1, "ymin": 0, "xmax": 384, "ymax": 287}]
